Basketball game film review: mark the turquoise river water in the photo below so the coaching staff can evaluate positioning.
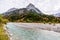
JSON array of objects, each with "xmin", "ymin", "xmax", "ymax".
[{"xmin": 6, "ymin": 23, "xmax": 60, "ymax": 40}]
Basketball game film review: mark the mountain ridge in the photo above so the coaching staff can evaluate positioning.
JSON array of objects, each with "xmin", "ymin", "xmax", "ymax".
[
  {"xmin": 3, "ymin": 3, "xmax": 43, "ymax": 16},
  {"xmin": 53, "ymin": 13, "xmax": 60, "ymax": 17},
  {"xmin": 26, "ymin": 3, "xmax": 42, "ymax": 13}
]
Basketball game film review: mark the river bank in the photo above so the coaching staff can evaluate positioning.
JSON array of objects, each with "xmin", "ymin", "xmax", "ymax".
[{"xmin": 0, "ymin": 24, "xmax": 9, "ymax": 40}]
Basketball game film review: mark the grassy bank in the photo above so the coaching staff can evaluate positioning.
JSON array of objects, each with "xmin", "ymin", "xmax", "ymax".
[{"xmin": 0, "ymin": 24, "xmax": 9, "ymax": 40}]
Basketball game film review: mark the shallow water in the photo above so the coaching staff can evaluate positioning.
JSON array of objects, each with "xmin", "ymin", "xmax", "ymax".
[{"xmin": 6, "ymin": 23, "xmax": 60, "ymax": 40}]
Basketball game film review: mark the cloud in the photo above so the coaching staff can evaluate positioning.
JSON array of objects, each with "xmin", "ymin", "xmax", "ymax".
[{"xmin": 0, "ymin": 0, "xmax": 60, "ymax": 14}]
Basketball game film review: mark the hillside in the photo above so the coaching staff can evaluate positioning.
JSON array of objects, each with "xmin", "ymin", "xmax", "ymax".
[{"xmin": 2, "ymin": 3, "xmax": 60, "ymax": 23}]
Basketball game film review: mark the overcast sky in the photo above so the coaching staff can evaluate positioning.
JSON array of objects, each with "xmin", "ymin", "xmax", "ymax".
[{"xmin": 0, "ymin": 0, "xmax": 60, "ymax": 15}]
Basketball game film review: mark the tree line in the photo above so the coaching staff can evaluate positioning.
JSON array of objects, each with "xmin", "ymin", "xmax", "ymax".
[{"xmin": 1, "ymin": 10, "xmax": 60, "ymax": 23}]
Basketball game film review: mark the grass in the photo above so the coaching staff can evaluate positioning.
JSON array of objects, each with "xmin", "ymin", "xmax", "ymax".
[{"xmin": 0, "ymin": 24, "xmax": 9, "ymax": 40}]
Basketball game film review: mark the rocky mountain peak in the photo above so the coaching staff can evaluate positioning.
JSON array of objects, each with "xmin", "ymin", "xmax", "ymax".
[
  {"xmin": 3, "ymin": 3, "xmax": 43, "ymax": 16},
  {"xmin": 26, "ymin": 3, "xmax": 42, "ymax": 13},
  {"xmin": 8, "ymin": 8, "xmax": 18, "ymax": 12},
  {"xmin": 27, "ymin": 3, "xmax": 35, "ymax": 8}
]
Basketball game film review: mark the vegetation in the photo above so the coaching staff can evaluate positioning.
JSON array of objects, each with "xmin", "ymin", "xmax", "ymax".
[
  {"xmin": 0, "ymin": 14, "xmax": 9, "ymax": 24},
  {"xmin": 0, "ymin": 14, "xmax": 9, "ymax": 40},
  {"xmin": 0, "ymin": 24, "xmax": 9, "ymax": 40},
  {"xmin": 3, "ymin": 10, "xmax": 60, "ymax": 23}
]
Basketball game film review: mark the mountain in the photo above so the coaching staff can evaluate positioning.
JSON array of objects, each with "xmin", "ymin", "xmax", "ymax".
[
  {"xmin": 3, "ymin": 8, "xmax": 18, "ymax": 16},
  {"xmin": 26, "ymin": 3, "xmax": 42, "ymax": 13},
  {"xmin": 2, "ymin": 3, "xmax": 56, "ymax": 22},
  {"xmin": 53, "ymin": 13, "xmax": 60, "ymax": 17},
  {"xmin": 3, "ymin": 3, "xmax": 43, "ymax": 16},
  {"xmin": 7, "ymin": 8, "xmax": 18, "ymax": 12},
  {"xmin": 2, "ymin": 3, "xmax": 60, "ymax": 23}
]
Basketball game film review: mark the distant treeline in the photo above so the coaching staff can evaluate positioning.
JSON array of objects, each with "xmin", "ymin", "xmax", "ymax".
[{"xmin": 1, "ymin": 10, "xmax": 60, "ymax": 23}]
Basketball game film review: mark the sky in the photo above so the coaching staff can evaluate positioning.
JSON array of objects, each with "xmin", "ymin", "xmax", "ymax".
[{"xmin": 0, "ymin": 0, "xmax": 60, "ymax": 15}]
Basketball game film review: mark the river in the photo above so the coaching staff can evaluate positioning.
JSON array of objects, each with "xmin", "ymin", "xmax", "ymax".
[{"xmin": 5, "ymin": 23, "xmax": 60, "ymax": 40}]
